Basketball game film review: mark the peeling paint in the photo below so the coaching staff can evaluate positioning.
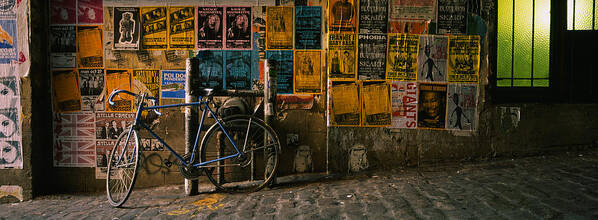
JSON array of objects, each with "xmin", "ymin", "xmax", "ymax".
[
  {"xmin": 348, "ymin": 144, "xmax": 368, "ymax": 173},
  {"xmin": 0, "ymin": 185, "xmax": 23, "ymax": 202}
]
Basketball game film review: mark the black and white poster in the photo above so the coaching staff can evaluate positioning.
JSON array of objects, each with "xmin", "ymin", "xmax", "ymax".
[
  {"xmin": 437, "ymin": 0, "xmax": 467, "ymax": 34},
  {"xmin": 358, "ymin": 0, "xmax": 388, "ymax": 34},
  {"xmin": 357, "ymin": 34, "xmax": 387, "ymax": 80},
  {"xmin": 446, "ymin": 84, "xmax": 476, "ymax": 131},
  {"xmin": 50, "ymin": 25, "xmax": 76, "ymax": 68},
  {"xmin": 295, "ymin": 6, "xmax": 322, "ymax": 49},
  {"xmin": 113, "ymin": 7, "xmax": 140, "ymax": 50},
  {"xmin": 417, "ymin": 35, "xmax": 448, "ymax": 82},
  {"xmin": 79, "ymin": 69, "xmax": 104, "ymax": 112}
]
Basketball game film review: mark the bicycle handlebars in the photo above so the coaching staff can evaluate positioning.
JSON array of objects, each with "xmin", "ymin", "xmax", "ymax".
[{"xmin": 108, "ymin": 89, "xmax": 162, "ymax": 116}]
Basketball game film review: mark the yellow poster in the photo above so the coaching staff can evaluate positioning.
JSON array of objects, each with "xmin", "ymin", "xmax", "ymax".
[
  {"xmin": 52, "ymin": 69, "xmax": 82, "ymax": 113},
  {"xmin": 329, "ymin": 0, "xmax": 357, "ymax": 32},
  {"xmin": 361, "ymin": 81, "xmax": 391, "ymax": 127},
  {"xmin": 141, "ymin": 7, "xmax": 168, "ymax": 50},
  {"xmin": 330, "ymin": 81, "xmax": 360, "ymax": 126},
  {"xmin": 266, "ymin": 6, "xmax": 294, "ymax": 50},
  {"xmin": 448, "ymin": 35, "xmax": 480, "ymax": 83},
  {"xmin": 294, "ymin": 50, "xmax": 322, "ymax": 94},
  {"xmin": 132, "ymin": 69, "xmax": 161, "ymax": 104},
  {"xmin": 386, "ymin": 33, "xmax": 419, "ymax": 81},
  {"xmin": 168, "ymin": 6, "xmax": 195, "ymax": 49},
  {"xmin": 77, "ymin": 25, "xmax": 104, "ymax": 68},
  {"xmin": 328, "ymin": 33, "xmax": 356, "ymax": 79},
  {"xmin": 105, "ymin": 69, "xmax": 133, "ymax": 112}
]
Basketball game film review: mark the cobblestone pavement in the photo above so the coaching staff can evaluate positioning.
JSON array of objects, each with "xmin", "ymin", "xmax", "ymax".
[{"xmin": 2, "ymin": 149, "xmax": 598, "ymax": 219}]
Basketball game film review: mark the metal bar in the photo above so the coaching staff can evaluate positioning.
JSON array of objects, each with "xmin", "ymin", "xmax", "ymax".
[
  {"xmin": 142, "ymin": 102, "xmax": 204, "ymax": 110},
  {"xmin": 511, "ymin": 0, "xmax": 515, "ymax": 87},
  {"xmin": 185, "ymin": 57, "xmax": 200, "ymax": 196},
  {"xmin": 531, "ymin": 0, "xmax": 535, "ymax": 87}
]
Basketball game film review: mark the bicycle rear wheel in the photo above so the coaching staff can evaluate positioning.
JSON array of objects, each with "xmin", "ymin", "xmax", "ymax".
[
  {"xmin": 106, "ymin": 128, "xmax": 140, "ymax": 207},
  {"xmin": 200, "ymin": 115, "xmax": 280, "ymax": 192}
]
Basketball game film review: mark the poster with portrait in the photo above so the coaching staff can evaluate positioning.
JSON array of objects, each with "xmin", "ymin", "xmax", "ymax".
[
  {"xmin": 140, "ymin": 138, "xmax": 165, "ymax": 151},
  {"xmin": 437, "ymin": 0, "xmax": 467, "ymax": 34},
  {"xmin": 417, "ymin": 35, "xmax": 448, "ymax": 82},
  {"xmin": 77, "ymin": 0, "xmax": 103, "ymax": 24},
  {"xmin": 225, "ymin": 7, "xmax": 252, "ymax": 49},
  {"xmin": 446, "ymin": 84, "xmax": 476, "ymax": 131},
  {"xmin": 361, "ymin": 81, "xmax": 391, "ymax": 127},
  {"xmin": 77, "ymin": 25, "xmax": 103, "ymax": 68},
  {"xmin": 225, "ymin": 51, "xmax": 251, "ymax": 90},
  {"xmin": 197, "ymin": 7, "xmax": 224, "ymax": 49},
  {"xmin": 113, "ymin": 7, "xmax": 140, "ymax": 50},
  {"xmin": 358, "ymin": 0, "xmax": 387, "ymax": 34},
  {"xmin": 132, "ymin": 69, "xmax": 160, "ymax": 103},
  {"xmin": 140, "ymin": 7, "xmax": 167, "ymax": 50},
  {"xmin": 357, "ymin": 34, "xmax": 386, "ymax": 80},
  {"xmin": 389, "ymin": 20, "xmax": 430, "ymax": 34},
  {"xmin": 386, "ymin": 33, "xmax": 419, "ymax": 81},
  {"xmin": 391, "ymin": 81, "xmax": 417, "ymax": 129},
  {"xmin": 168, "ymin": 6, "xmax": 195, "ymax": 49},
  {"xmin": 330, "ymin": 80, "xmax": 360, "ymax": 126},
  {"xmin": 389, "ymin": 0, "xmax": 436, "ymax": 21},
  {"xmin": 52, "ymin": 69, "xmax": 82, "ymax": 113},
  {"xmin": 0, "ymin": 109, "xmax": 18, "ymax": 141},
  {"xmin": 265, "ymin": 50, "xmax": 293, "ymax": 94},
  {"xmin": 50, "ymin": 25, "xmax": 76, "ymax": 68},
  {"xmin": 94, "ymin": 112, "xmax": 135, "ymax": 179},
  {"xmin": 294, "ymin": 50, "xmax": 322, "ymax": 94},
  {"xmin": 0, "ymin": 0, "xmax": 16, "ymax": 19},
  {"xmin": 448, "ymin": 35, "xmax": 480, "ymax": 83},
  {"xmin": 295, "ymin": 6, "xmax": 321, "ymax": 49},
  {"xmin": 0, "ymin": 19, "xmax": 17, "ymax": 64},
  {"xmin": 50, "ymin": 0, "xmax": 76, "ymax": 24},
  {"xmin": 104, "ymin": 69, "xmax": 132, "ymax": 112},
  {"xmin": 160, "ymin": 70, "xmax": 185, "ymax": 99},
  {"xmin": 328, "ymin": 33, "xmax": 356, "ymax": 79},
  {"xmin": 0, "ymin": 76, "xmax": 21, "ymax": 169},
  {"xmin": 265, "ymin": 6, "xmax": 292, "ymax": 50},
  {"xmin": 196, "ymin": 50, "xmax": 224, "ymax": 89},
  {"xmin": 329, "ymin": 0, "xmax": 357, "ymax": 32},
  {"xmin": 79, "ymin": 69, "xmax": 104, "ymax": 112},
  {"xmin": 417, "ymin": 83, "xmax": 447, "ymax": 129}
]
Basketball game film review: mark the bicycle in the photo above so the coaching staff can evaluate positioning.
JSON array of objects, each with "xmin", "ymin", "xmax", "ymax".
[{"xmin": 105, "ymin": 88, "xmax": 280, "ymax": 207}]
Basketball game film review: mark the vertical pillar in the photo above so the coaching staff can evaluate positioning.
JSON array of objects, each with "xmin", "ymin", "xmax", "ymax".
[
  {"xmin": 264, "ymin": 59, "xmax": 277, "ymax": 184},
  {"xmin": 185, "ymin": 57, "xmax": 199, "ymax": 196}
]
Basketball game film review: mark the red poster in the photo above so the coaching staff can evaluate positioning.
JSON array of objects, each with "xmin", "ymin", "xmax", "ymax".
[
  {"xmin": 77, "ymin": 0, "xmax": 103, "ymax": 24},
  {"xmin": 50, "ymin": 0, "xmax": 77, "ymax": 24}
]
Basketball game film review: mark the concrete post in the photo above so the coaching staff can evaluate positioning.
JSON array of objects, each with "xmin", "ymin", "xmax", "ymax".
[
  {"xmin": 185, "ymin": 57, "xmax": 199, "ymax": 196},
  {"xmin": 264, "ymin": 59, "xmax": 277, "ymax": 184}
]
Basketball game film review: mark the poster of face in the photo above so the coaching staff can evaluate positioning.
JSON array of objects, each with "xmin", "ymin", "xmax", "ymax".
[
  {"xmin": 329, "ymin": 0, "xmax": 357, "ymax": 32},
  {"xmin": 77, "ymin": 25, "xmax": 103, "ymax": 68},
  {"xmin": 418, "ymin": 35, "xmax": 448, "ymax": 82},
  {"xmin": 50, "ymin": 25, "xmax": 76, "ymax": 68},
  {"xmin": 389, "ymin": 20, "xmax": 430, "ymax": 34},
  {"xmin": 391, "ymin": 81, "xmax": 417, "ymax": 129},
  {"xmin": 79, "ymin": 69, "xmax": 104, "ymax": 112},
  {"xmin": 113, "ymin": 7, "xmax": 140, "ymax": 50},
  {"xmin": 417, "ymin": 83, "xmax": 447, "ymax": 129},
  {"xmin": 52, "ymin": 69, "xmax": 82, "ymax": 113},
  {"xmin": 140, "ymin": 7, "xmax": 167, "ymax": 50},
  {"xmin": 77, "ymin": 0, "xmax": 103, "ymax": 24},
  {"xmin": 197, "ymin": 7, "xmax": 224, "ymax": 49},
  {"xmin": 265, "ymin": 6, "xmax": 292, "ymax": 50},
  {"xmin": 357, "ymin": 34, "xmax": 387, "ymax": 80},
  {"xmin": 50, "ymin": 0, "xmax": 76, "ymax": 24},
  {"xmin": 294, "ymin": 50, "xmax": 322, "ymax": 94},
  {"xmin": 196, "ymin": 50, "xmax": 224, "ymax": 89},
  {"xmin": 0, "ymin": 19, "xmax": 17, "ymax": 64},
  {"xmin": 225, "ymin": 51, "xmax": 251, "ymax": 90},
  {"xmin": 0, "ymin": 76, "xmax": 20, "ymax": 169},
  {"xmin": 361, "ymin": 81, "xmax": 391, "ymax": 127},
  {"xmin": 328, "ymin": 33, "xmax": 356, "ymax": 79},
  {"xmin": 104, "ymin": 69, "xmax": 132, "ymax": 112},
  {"xmin": 0, "ymin": 140, "xmax": 20, "ymax": 168},
  {"xmin": 446, "ymin": 84, "xmax": 476, "ymax": 130},
  {"xmin": 141, "ymin": 138, "xmax": 164, "ymax": 151},
  {"xmin": 0, "ymin": 108, "xmax": 18, "ymax": 139},
  {"xmin": 168, "ymin": 7, "xmax": 195, "ymax": 49},
  {"xmin": 225, "ymin": 7, "xmax": 252, "ymax": 49},
  {"xmin": 295, "ymin": 6, "xmax": 321, "ymax": 49},
  {"xmin": 448, "ymin": 35, "xmax": 480, "ymax": 83},
  {"xmin": 132, "ymin": 69, "xmax": 160, "ymax": 103},
  {"xmin": 330, "ymin": 80, "xmax": 360, "ymax": 126},
  {"xmin": 94, "ymin": 112, "xmax": 135, "ymax": 179},
  {"xmin": 437, "ymin": 0, "xmax": 467, "ymax": 34},
  {"xmin": 160, "ymin": 70, "xmax": 185, "ymax": 99},
  {"xmin": 358, "ymin": 0, "xmax": 388, "ymax": 34},
  {"xmin": 389, "ymin": 0, "xmax": 436, "ymax": 21},
  {"xmin": 265, "ymin": 50, "xmax": 293, "ymax": 94},
  {"xmin": 386, "ymin": 33, "xmax": 419, "ymax": 81}
]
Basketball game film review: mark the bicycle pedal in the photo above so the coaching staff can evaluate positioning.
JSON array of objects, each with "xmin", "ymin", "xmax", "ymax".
[{"xmin": 163, "ymin": 159, "xmax": 173, "ymax": 168}]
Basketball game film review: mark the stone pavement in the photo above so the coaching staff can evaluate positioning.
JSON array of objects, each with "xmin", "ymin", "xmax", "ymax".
[{"xmin": 2, "ymin": 149, "xmax": 598, "ymax": 219}]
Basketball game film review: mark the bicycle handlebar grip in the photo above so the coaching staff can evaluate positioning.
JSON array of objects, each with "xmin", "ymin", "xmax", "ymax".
[{"xmin": 108, "ymin": 89, "xmax": 137, "ymax": 106}]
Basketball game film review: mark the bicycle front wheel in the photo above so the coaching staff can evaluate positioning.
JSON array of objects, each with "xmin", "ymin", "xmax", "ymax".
[
  {"xmin": 200, "ymin": 115, "xmax": 280, "ymax": 192},
  {"xmin": 106, "ymin": 128, "xmax": 140, "ymax": 207}
]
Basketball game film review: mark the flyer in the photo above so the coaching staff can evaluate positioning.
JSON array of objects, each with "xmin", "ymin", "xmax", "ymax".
[
  {"xmin": 417, "ymin": 83, "xmax": 447, "ymax": 129},
  {"xmin": 329, "ymin": 0, "xmax": 357, "ymax": 32},
  {"xmin": 50, "ymin": 25, "xmax": 76, "ymax": 68},
  {"xmin": 52, "ymin": 69, "xmax": 82, "ymax": 113},
  {"xmin": 295, "ymin": 6, "xmax": 321, "ymax": 49},
  {"xmin": 386, "ymin": 33, "xmax": 419, "ymax": 81},
  {"xmin": 197, "ymin": 6, "xmax": 224, "ymax": 49},
  {"xmin": 226, "ymin": 6, "xmax": 252, "ymax": 49},
  {"xmin": 265, "ymin": 50, "xmax": 293, "ymax": 94},
  {"xmin": 168, "ymin": 6, "xmax": 195, "ymax": 49},
  {"xmin": 357, "ymin": 34, "xmax": 387, "ymax": 80},
  {"xmin": 160, "ymin": 70, "xmax": 185, "ymax": 99},
  {"xmin": 225, "ymin": 50, "xmax": 252, "ymax": 90},
  {"xmin": 294, "ymin": 50, "xmax": 322, "ymax": 94},
  {"xmin": 77, "ymin": 25, "xmax": 103, "ymax": 68},
  {"xmin": 358, "ymin": 0, "xmax": 388, "ymax": 34},
  {"xmin": 265, "ymin": 6, "xmax": 292, "ymax": 50},
  {"xmin": 104, "ymin": 69, "xmax": 132, "ymax": 112},
  {"xmin": 79, "ymin": 69, "xmax": 104, "ymax": 112},
  {"xmin": 77, "ymin": 0, "xmax": 103, "ymax": 24},
  {"xmin": 328, "ymin": 33, "xmax": 356, "ymax": 79},
  {"xmin": 390, "ymin": 81, "xmax": 417, "ymax": 129},
  {"xmin": 447, "ymin": 35, "xmax": 480, "ymax": 83},
  {"xmin": 140, "ymin": 7, "xmax": 167, "ymax": 50},
  {"xmin": 361, "ymin": 81, "xmax": 392, "ymax": 127},
  {"xmin": 113, "ymin": 7, "xmax": 140, "ymax": 50},
  {"xmin": 417, "ymin": 35, "xmax": 448, "ymax": 82},
  {"xmin": 196, "ymin": 50, "xmax": 224, "ymax": 89},
  {"xmin": 330, "ymin": 80, "xmax": 360, "ymax": 126}
]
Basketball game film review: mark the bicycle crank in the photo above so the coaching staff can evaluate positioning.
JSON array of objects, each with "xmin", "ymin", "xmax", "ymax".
[{"xmin": 177, "ymin": 153, "xmax": 203, "ymax": 180}]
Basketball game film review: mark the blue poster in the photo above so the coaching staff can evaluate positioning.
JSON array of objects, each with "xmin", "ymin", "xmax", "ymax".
[
  {"xmin": 225, "ymin": 51, "xmax": 251, "ymax": 90},
  {"xmin": 196, "ymin": 50, "xmax": 224, "ymax": 89},
  {"xmin": 160, "ymin": 70, "xmax": 186, "ymax": 99},
  {"xmin": 265, "ymin": 50, "xmax": 293, "ymax": 94},
  {"xmin": 295, "ymin": 6, "xmax": 322, "ymax": 50},
  {"xmin": 0, "ymin": 19, "xmax": 17, "ymax": 63}
]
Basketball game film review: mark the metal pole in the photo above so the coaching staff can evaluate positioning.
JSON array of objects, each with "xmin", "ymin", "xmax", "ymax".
[{"xmin": 185, "ymin": 57, "xmax": 199, "ymax": 196}]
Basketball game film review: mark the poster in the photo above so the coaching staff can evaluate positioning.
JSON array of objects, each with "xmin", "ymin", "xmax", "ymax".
[
  {"xmin": 53, "ymin": 139, "xmax": 96, "ymax": 167},
  {"xmin": 197, "ymin": 7, "xmax": 224, "ymax": 49},
  {"xmin": 140, "ymin": 138, "xmax": 164, "ymax": 151},
  {"xmin": 357, "ymin": 34, "xmax": 386, "ymax": 80},
  {"xmin": 447, "ymin": 35, "xmax": 480, "ymax": 83},
  {"xmin": 294, "ymin": 50, "xmax": 321, "ymax": 94},
  {"xmin": 437, "ymin": 0, "xmax": 467, "ymax": 34},
  {"xmin": 265, "ymin": 6, "xmax": 292, "ymax": 50},
  {"xmin": 386, "ymin": 34, "xmax": 418, "ymax": 81},
  {"xmin": 168, "ymin": 6, "xmax": 195, "ymax": 49},
  {"xmin": 0, "ymin": 20, "xmax": 17, "ymax": 64},
  {"xmin": 328, "ymin": 0, "xmax": 357, "ymax": 32},
  {"xmin": 389, "ymin": 0, "xmax": 436, "ymax": 21},
  {"xmin": 358, "ymin": 0, "xmax": 387, "ymax": 34},
  {"xmin": 77, "ymin": 25, "xmax": 103, "ymax": 68},
  {"xmin": 446, "ymin": 84, "xmax": 476, "ymax": 130},
  {"xmin": 196, "ymin": 50, "xmax": 224, "ymax": 89},
  {"xmin": 265, "ymin": 50, "xmax": 293, "ymax": 94},
  {"xmin": 52, "ymin": 69, "xmax": 82, "ymax": 113},
  {"xmin": 225, "ymin": 51, "xmax": 251, "ymax": 90},
  {"xmin": 50, "ymin": 26, "xmax": 76, "ymax": 68},
  {"xmin": 95, "ymin": 112, "xmax": 135, "ymax": 179},
  {"xmin": 328, "ymin": 33, "xmax": 356, "ymax": 79},
  {"xmin": 389, "ymin": 20, "xmax": 430, "ymax": 34},
  {"xmin": 77, "ymin": 0, "xmax": 103, "ymax": 24},
  {"xmin": 330, "ymin": 80, "xmax": 360, "ymax": 126},
  {"xmin": 79, "ymin": 69, "xmax": 104, "ymax": 112},
  {"xmin": 0, "ymin": 0, "xmax": 16, "ymax": 19},
  {"xmin": 391, "ymin": 81, "xmax": 417, "ymax": 129},
  {"xmin": 417, "ymin": 83, "xmax": 447, "ymax": 129},
  {"xmin": 295, "ymin": 6, "xmax": 321, "ymax": 49},
  {"xmin": 417, "ymin": 35, "xmax": 448, "ymax": 82},
  {"xmin": 160, "ymin": 70, "xmax": 185, "ymax": 99},
  {"xmin": 104, "ymin": 69, "xmax": 132, "ymax": 112},
  {"xmin": 50, "ymin": 0, "xmax": 76, "ymax": 24},
  {"xmin": 276, "ymin": 95, "xmax": 314, "ymax": 110},
  {"xmin": 361, "ymin": 81, "xmax": 391, "ymax": 127},
  {"xmin": 0, "ymin": 140, "xmax": 21, "ymax": 169},
  {"xmin": 0, "ymin": 76, "xmax": 20, "ymax": 169},
  {"xmin": 226, "ymin": 7, "xmax": 252, "ymax": 49},
  {"xmin": 113, "ymin": 7, "xmax": 140, "ymax": 50},
  {"xmin": 132, "ymin": 69, "xmax": 160, "ymax": 102},
  {"xmin": 140, "ymin": 7, "xmax": 167, "ymax": 50}
]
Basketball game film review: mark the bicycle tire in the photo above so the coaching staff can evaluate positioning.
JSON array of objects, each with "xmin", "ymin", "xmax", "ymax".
[
  {"xmin": 200, "ymin": 115, "xmax": 280, "ymax": 193},
  {"xmin": 106, "ymin": 128, "xmax": 140, "ymax": 207}
]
